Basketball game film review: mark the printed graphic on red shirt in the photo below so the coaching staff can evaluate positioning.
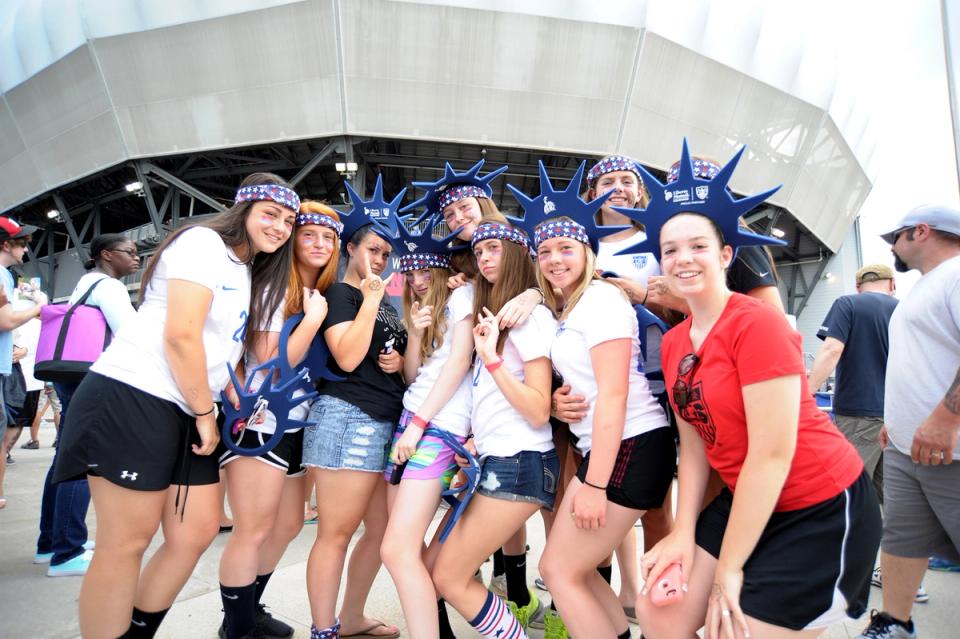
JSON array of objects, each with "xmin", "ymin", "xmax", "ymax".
[{"xmin": 677, "ymin": 380, "xmax": 716, "ymax": 445}]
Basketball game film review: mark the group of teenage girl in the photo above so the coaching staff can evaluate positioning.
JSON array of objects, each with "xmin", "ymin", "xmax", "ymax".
[{"xmin": 54, "ymin": 147, "xmax": 881, "ymax": 639}]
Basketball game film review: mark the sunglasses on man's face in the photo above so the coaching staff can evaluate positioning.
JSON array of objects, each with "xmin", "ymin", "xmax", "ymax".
[{"xmin": 672, "ymin": 353, "xmax": 700, "ymax": 410}]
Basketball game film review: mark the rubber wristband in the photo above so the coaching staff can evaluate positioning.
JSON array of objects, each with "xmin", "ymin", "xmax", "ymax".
[
  {"xmin": 410, "ymin": 415, "xmax": 428, "ymax": 429},
  {"xmin": 641, "ymin": 288, "xmax": 649, "ymax": 305},
  {"xmin": 195, "ymin": 406, "xmax": 215, "ymax": 417},
  {"xmin": 485, "ymin": 357, "xmax": 505, "ymax": 373},
  {"xmin": 583, "ymin": 479, "xmax": 608, "ymax": 491}
]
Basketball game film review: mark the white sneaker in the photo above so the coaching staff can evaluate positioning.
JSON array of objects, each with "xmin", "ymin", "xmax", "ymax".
[{"xmin": 47, "ymin": 549, "xmax": 93, "ymax": 577}]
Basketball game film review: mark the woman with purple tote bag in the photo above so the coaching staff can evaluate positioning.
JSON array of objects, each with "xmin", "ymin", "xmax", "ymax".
[{"xmin": 34, "ymin": 233, "xmax": 140, "ymax": 576}]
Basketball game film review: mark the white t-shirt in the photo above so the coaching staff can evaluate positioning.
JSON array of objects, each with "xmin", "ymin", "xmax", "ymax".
[
  {"xmin": 596, "ymin": 230, "xmax": 661, "ymax": 284},
  {"xmin": 551, "ymin": 281, "xmax": 668, "ymax": 455},
  {"xmin": 68, "ymin": 272, "xmax": 137, "ymax": 335},
  {"xmin": 470, "ymin": 304, "xmax": 556, "ymax": 458},
  {"xmin": 596, "ymin": 229, "xmax": 665, "ymax": 394},
  {"xmin": 885, "ymin": 254, "xmax": 960, "ymax": 460},
  {"xmin": 402, "ymin": 284, "xmax": 474, "ymax": 437},
  {"xmin": 244, "ymin": 291, "xmax": 311, "ymax": 435},
  {"xmin": 93, "ymin": 227, "xmax": 251, "ymax": 413},
  {"xmin": 12, "ymin": 295, "xmax": 43, "ymax": 392}
]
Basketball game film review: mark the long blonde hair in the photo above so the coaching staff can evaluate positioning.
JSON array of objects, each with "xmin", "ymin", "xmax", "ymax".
[
  {"xmin": 535, "ymin": 217, "xmax": 628, "ymax": 320},
  {"xmin": 402, "ymin": 267, "xmax": 454, "ymax": 360},
  {"xmin": 284, "ymin": 201, "xmax": 341, "ymax": 317}
]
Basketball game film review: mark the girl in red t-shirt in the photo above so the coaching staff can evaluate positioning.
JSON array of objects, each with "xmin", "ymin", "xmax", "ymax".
[{"xmin": 635, "ymin": 212, "xmax": 881, "ymax": 639}]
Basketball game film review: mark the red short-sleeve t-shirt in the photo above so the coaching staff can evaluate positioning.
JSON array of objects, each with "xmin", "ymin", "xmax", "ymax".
[{"xmin": 662, "ymin": 294, "xmax": 863, "ymax": 511}]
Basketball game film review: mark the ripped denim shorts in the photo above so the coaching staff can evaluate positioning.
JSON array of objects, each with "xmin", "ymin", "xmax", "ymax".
[
  {"xmin": 302, "ymin": 395, "xmax": 394, "ymax": 473},
  {"xmin": 477, "ymin": 449, "xmax": 560, "ymax": 510}
]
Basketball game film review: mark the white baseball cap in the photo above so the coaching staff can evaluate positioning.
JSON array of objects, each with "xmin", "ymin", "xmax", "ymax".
[{"xmin": 881, "ymin": 204, "xmax": 960, "ymax": 244}]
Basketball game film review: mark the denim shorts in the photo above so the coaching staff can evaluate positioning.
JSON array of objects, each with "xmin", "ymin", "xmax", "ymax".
[
  {"xmin": 477, "ymin": 449, "xmax": 559, "ymax": 510},
  {"xmin": 302, "ymin": 395, "xmax": 395, "ymax": 473}
]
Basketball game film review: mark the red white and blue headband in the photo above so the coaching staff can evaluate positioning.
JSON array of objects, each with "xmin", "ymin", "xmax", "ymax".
[
  {"xmin": 587, "ymin": 155, "xmax": 643, "ymax": 186},
  {"xmin": 667, "ymin": 157, "xmax": 721, "ymax": 184},
  {"xmin": 398, "ymin": 253, "xmax": 452, "ymax": 272},
  {"xmin": 401, "ymin": 159, "xmax": 508, "ymax": 225},
  {"xmin": 438, "ymin": 185, "xmax": 488, "ymax": 211},
  {"xmin": 533, "ymin": 219, "xmax": 590, "ymax": 248},
  {"xmin": 235, "ymin": 184, "xmax": 301, "ymax": 212},
  {"xmin": 471, "ymin": 222, "xmax": 529, "ymax": 250},
  {"xmin": 296, "ymin": 212, "xmax": 343, "ymax": 236}
]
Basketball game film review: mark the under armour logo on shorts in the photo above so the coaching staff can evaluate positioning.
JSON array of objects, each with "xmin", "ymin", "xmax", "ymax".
[{"xmin": 120, "ymin": 470, "xmax": 138, "ymax": 481}]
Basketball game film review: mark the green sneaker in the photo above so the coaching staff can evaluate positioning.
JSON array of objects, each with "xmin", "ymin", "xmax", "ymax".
[
  {"xmin": 543, "ymin": 608, "xmax": 570, "ymax": 639},
  {"xmin": 507, "ymin": 588, "xmax": 543, "ymax": 630}
]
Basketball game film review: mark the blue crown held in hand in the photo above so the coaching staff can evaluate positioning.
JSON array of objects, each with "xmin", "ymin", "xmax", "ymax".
[
  {"xmin": 220, "ymin": 313, "xmax": 342, "ymax": 457},
  {"xmin": 611, "ymin": 139, "xmax": 786, "ymax": 260}
]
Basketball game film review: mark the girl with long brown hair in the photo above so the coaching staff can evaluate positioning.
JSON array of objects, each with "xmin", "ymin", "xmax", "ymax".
[
  {"xmin": 53, "ymin": 173, "xmax": 298, "ymax": 638},
  {"xmin": 431, "ymin": 221, "xmax": 557, "ymax": 639}
]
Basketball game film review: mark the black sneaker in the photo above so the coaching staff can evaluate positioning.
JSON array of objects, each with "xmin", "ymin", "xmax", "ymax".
[
  {"xmin": 256, "ymin": 605, "xmax": 293, "ymax": 638},
  {"xmin": 855, "ymin": 611, "xmax": 916, "ymax": 639},
  {"xmin": 20, "ymin": 439, "xmax": 39, "ymax": 449},
  {"xmin": 6, "ymin": 453, "xmax": 13, "ymax": 464},
  {"xmin": 217, "ymin": 618, "xmax": 270, "ymax": 639}
]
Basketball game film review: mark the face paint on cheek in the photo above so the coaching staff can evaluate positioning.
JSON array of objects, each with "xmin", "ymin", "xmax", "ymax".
[{"xmin": 260, "ymin": 215, "xmax": 275, "ymax": 226}]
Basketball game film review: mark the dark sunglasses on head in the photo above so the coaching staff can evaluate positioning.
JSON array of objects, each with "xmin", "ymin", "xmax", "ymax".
[{"xmin": 672, "ymin": 353, "xmax": 700, "ymax": 411}]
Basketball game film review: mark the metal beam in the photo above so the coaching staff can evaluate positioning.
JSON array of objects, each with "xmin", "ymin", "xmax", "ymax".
[
  {"xmin": 134, "ymin": 163, "xmax": 164, "ymax": 235},
  {"xmin": 93, "ymin": 207, "xmax": 101, "ymax": 237},
  {"xmin": 78, "ymin": 208, "xmax": 96, "ymax": 243},
  {"xmin": 172, "ymin": 188, "xmax": 181, "ymax": 226},
  {"xmin": 46, "ymin": 232, "xmax": 55, "ymax": 297},
  {"xmin": 52, "ymin": 194, "xmax": 86, "ymax": 262},
  {"xmin": 142, "ymin": 163, "xmax": 226, "ymax": 213},
  {"xmin": 157, "ymin": 184, "xmax": 175, "ymax": 221},
  {"xmin": 290, "ymin": 141, "xmax": 338, "ymax": 186},
  {"xmin": 794, "ymin": 257, "xmax": 831, "ymax": 318}
]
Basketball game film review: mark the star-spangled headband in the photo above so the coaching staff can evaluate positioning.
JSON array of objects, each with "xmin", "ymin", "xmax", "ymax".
[
  {"xmin": 533, "ymin": 219, "xmax": 590, "ymax": 248},
  {"xmin": 506, "ymin": 160, "xmax": 620, "ymax": 254},
  {"xmin": 400, "ymin": 159, "xmax": 508, "ymax": 225},
  {"xmin": 437, "ymin": 185, "xmax": 489, "ymax": 211},
  {"xmin": 471, "ymin": 222, "xmax": 529, "ymax": 250},
  {"xmin": 587, "ymin": 155, "xmax": 643, "ymax": 186},
  {"xmin": 609, "ymin": 139, "xmax": 786, "ymax": 261},
  {"xmin": 341, "ymin": 175, "xmax": 404, "ymax": 243},
  {"xmin": 667, "ymin": 157, "xmax": 721, "ymax": 183},
  {"xmin": 296, "ymin": 213, "xmax": 344, "ymax": 236},
  {"xmin": 235, "ymin": 184, "xmax": 301, "ymax": 212},
  {"xmin": 398, "ymin": 253, "xmax": 452, "ymax": 272}
]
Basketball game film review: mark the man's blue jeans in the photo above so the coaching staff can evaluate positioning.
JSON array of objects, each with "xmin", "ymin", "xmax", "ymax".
[{"xmin": 36, "ymin": 382, "xmax": 89, "ymax": 565}]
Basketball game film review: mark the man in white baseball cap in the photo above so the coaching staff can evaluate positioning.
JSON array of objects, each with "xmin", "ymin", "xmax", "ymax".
[{"xmin": 857, "ymin": 204, "xmax": 960, "ymax": 639}]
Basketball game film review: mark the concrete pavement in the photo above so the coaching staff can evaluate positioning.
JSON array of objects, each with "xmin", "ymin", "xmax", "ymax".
[{"xmin": 1, "ymin": 422, "xmax": 956, "ymax": 638}]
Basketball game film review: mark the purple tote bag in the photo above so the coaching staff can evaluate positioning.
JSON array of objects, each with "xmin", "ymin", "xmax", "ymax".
[{"xmin": 34, "ymin": 278, "xmax": 112, "ymax": 383}]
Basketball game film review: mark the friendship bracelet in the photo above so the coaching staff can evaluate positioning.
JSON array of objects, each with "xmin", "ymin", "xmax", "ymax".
[
  {"xmin": 485, "ymin": 357, "xmax": 505, "ymax": 373},
  {"xmin": 583, "ymin": 479, "xmax": 608, "ymax": 491}
]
